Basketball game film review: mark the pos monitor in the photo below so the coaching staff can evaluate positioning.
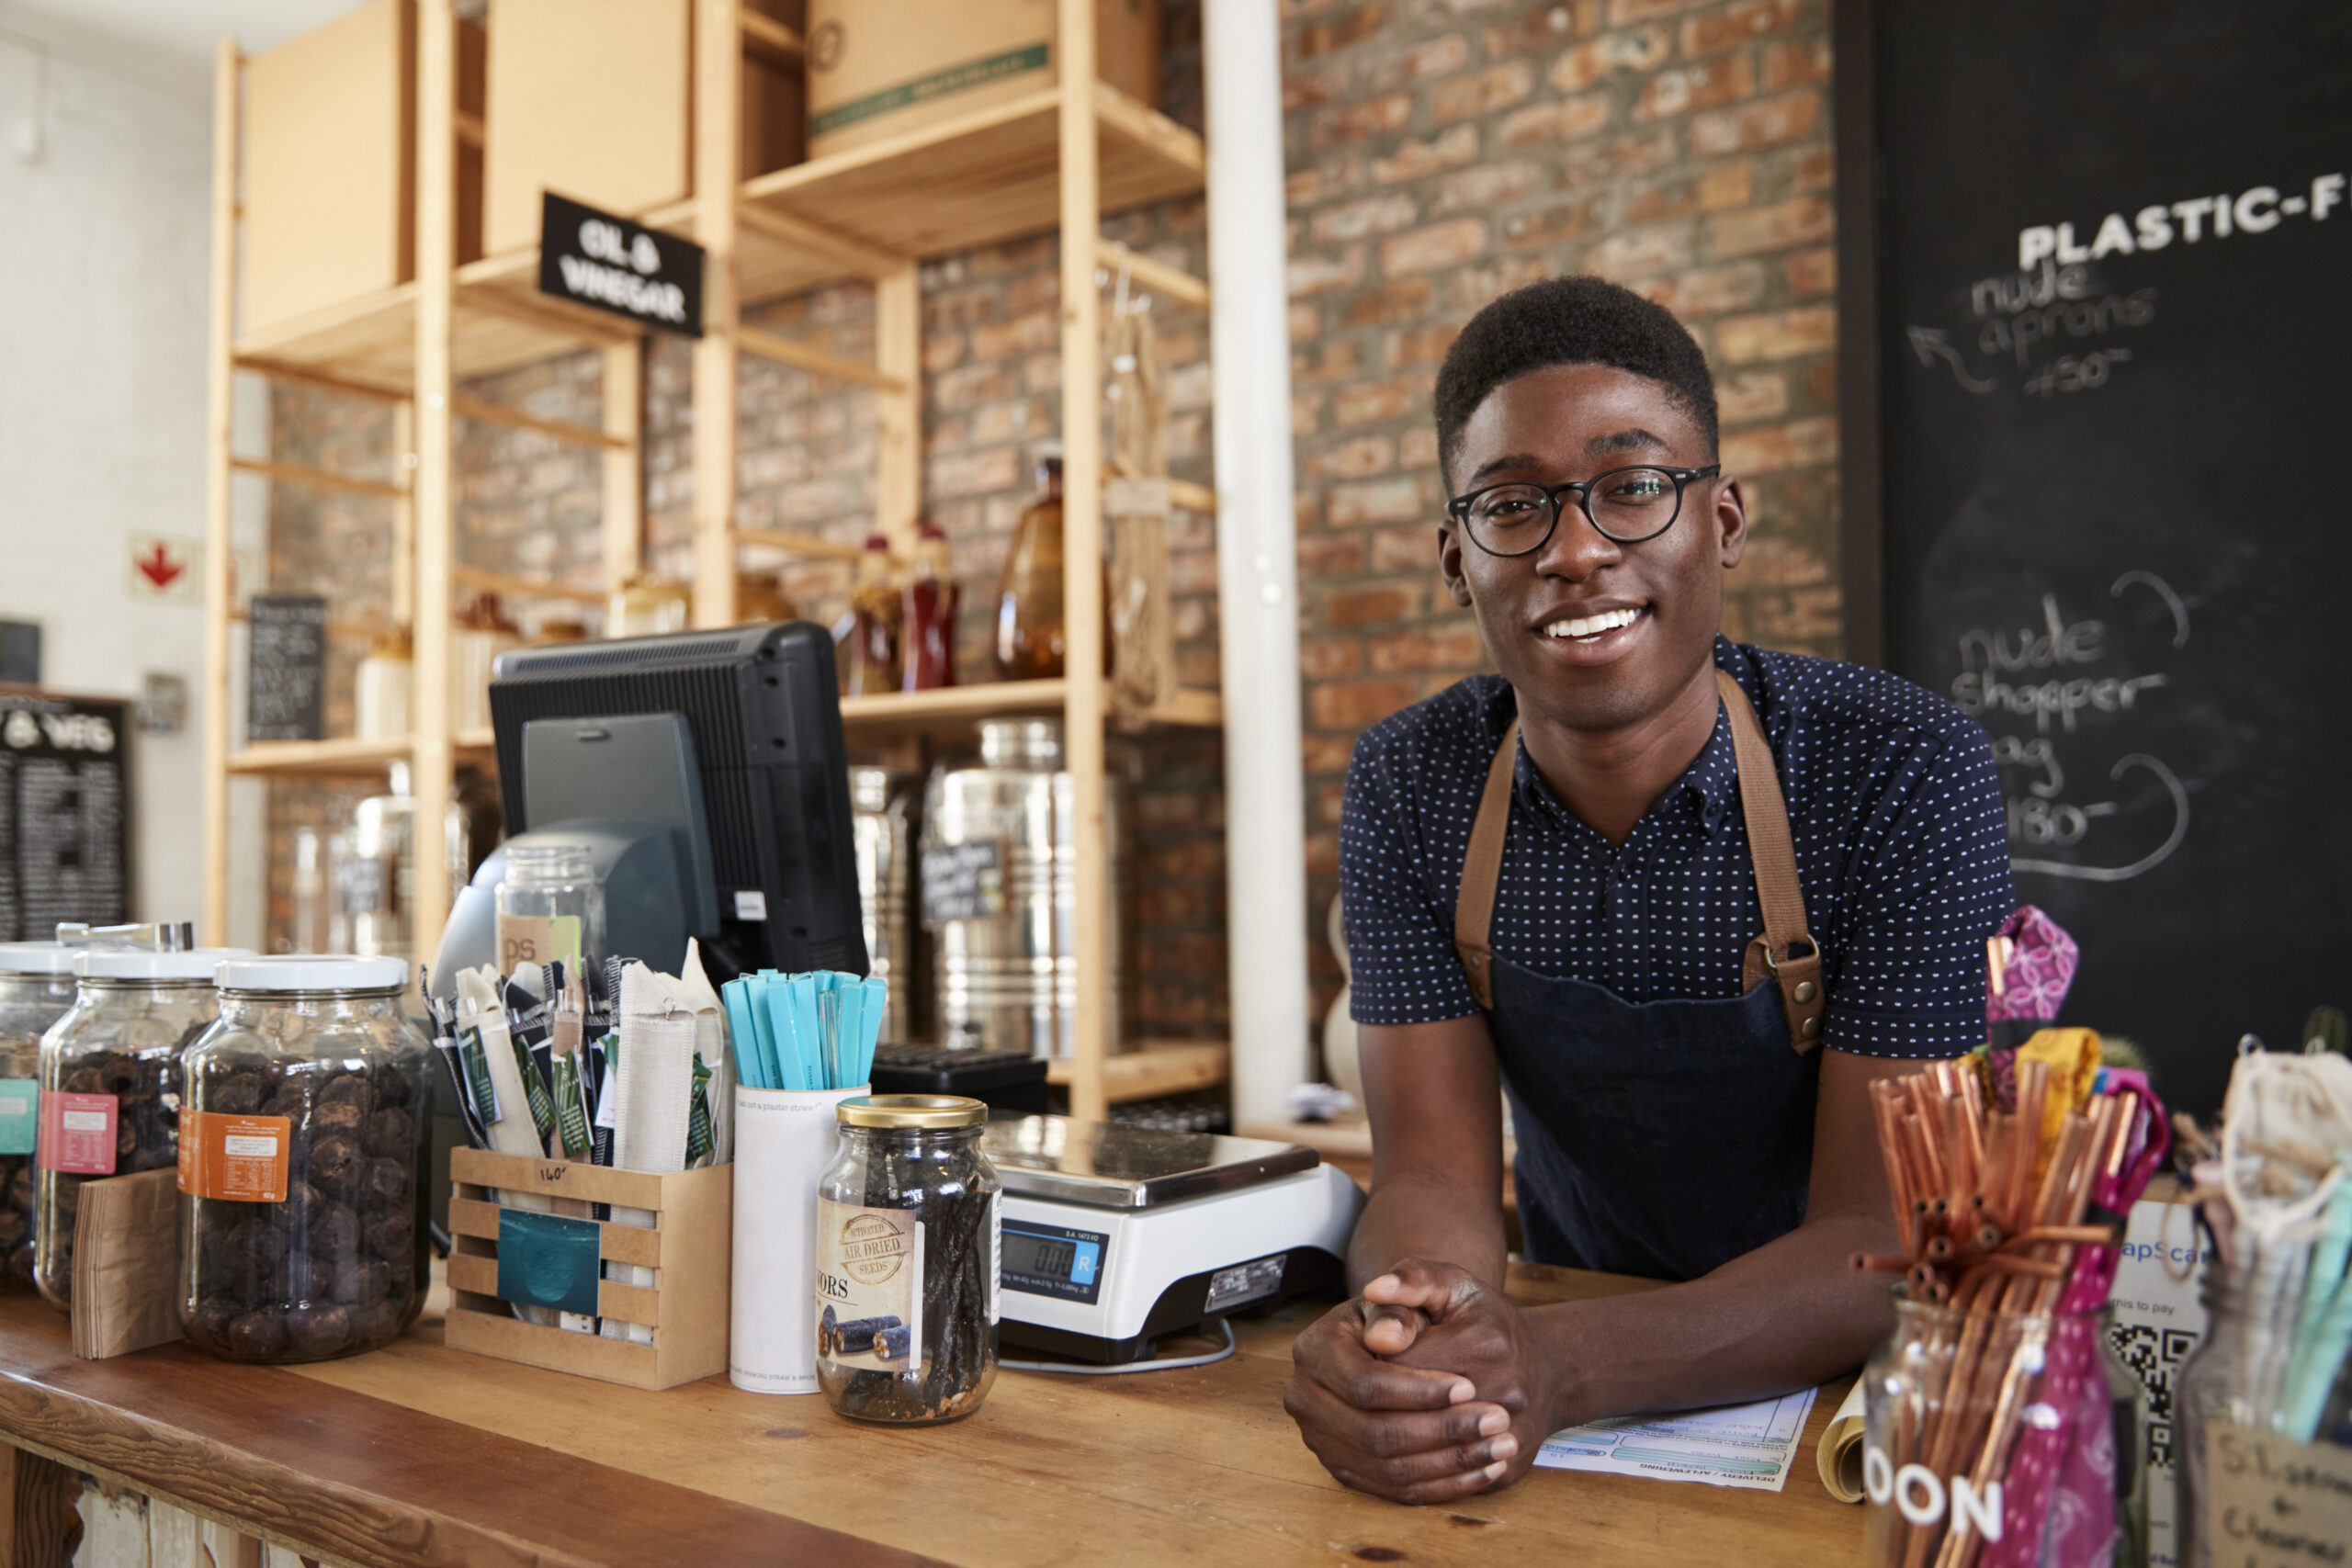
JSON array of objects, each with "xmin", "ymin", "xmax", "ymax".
[{"xmin": 428, "ymin": 622, "xmax": 866, "ymax": 989}]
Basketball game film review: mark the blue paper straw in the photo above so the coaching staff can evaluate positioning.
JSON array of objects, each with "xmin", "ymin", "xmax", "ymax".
[
  {"xmin": 720, "ymin": 978, "xmax": 764, "ymax": 1089},
  {"xmin": 858, "ymin": 976, "xmax": 888, "ymax": 1087}
]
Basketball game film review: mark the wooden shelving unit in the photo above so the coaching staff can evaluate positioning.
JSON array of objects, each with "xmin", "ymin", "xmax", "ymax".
[{"xmin": 202, "ymin": 0, "xmax": 1232, "ymax": 1123}]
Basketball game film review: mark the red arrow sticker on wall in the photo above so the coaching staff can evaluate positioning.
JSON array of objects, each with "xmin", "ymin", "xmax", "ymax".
[{"xmin": 135, "ymin": 542, "xmax": 186, "ymax": 590}]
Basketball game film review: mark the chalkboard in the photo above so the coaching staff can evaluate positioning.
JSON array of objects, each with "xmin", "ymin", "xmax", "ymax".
[
  {"xmin": 920, "ymin": 840, "xmax": 1005, "ymax": 927},
  {"xmin": 246, "ymin": 594, "xmax": 325, "ymax": 743},
  {"xmin": 0, "ymin": 693, "xmax": 130, "ymax": 942},
  {"xmin": 1849, "ymin": 1, "xmax": 2352, "ymax": 1115}
]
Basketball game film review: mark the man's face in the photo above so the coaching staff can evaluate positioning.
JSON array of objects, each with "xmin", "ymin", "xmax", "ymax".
[{"xmin": 1439, "ymin": 362, "xmax": 1747, "ymax": 734}]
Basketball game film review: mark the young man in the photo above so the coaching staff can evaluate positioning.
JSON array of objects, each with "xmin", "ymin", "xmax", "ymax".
[{"xmin": 1283, "ymin": 277, "xmax": 2015, "ymax": 1504}]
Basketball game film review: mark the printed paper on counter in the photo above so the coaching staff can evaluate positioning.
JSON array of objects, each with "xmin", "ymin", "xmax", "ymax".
[{"xmin": 1536, "ymin": 1386, "xmax": 1817, "ymax": 1492}]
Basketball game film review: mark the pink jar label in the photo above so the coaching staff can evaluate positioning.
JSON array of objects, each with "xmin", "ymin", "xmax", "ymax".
[{"xmin": 39, "ymin": 1091, "xmax": 117, "ymax": 1175}]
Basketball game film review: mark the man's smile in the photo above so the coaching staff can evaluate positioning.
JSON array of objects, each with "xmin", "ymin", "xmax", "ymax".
[{"xmin": 1531, "ymin": 602, "xmax": 1650, "ymax": 664}]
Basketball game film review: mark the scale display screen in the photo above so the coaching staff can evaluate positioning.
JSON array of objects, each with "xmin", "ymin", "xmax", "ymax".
[{"xmin": 1001, "ymin": 1219, "xmax": 1108, "ymax": 1304}]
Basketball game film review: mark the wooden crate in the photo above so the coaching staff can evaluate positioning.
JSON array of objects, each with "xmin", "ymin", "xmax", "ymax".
[
  {"xmin": 445, "ymin": 1147, "xmax": 731, "ymax": 1391},
  {"xmin": 241, "ymin": 0, "xmax": 485, "ymax": 337},
  {"xmin": 482, "ymin": 0, "xmax": 806, "ymax": 257}
]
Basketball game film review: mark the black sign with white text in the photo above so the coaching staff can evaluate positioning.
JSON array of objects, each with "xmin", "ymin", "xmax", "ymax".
[
  {"xmin": 246, "ymin": 594, "xmax": 325, "ymax": 743},
  {"xmin": 537, "ymin": 192, "xmax": 703, "ymax": 337},
  {"xmin": 0, "ymin": 693, "xmax": 129, "ymax": 942}
]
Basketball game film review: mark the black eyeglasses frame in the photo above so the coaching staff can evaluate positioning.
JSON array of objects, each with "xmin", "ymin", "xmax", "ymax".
[{"xmin": 1444, "ymin": 464, "xmax": 1724, "ymax": 556}]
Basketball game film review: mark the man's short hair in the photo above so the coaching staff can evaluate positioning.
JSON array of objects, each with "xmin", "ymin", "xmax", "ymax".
[{"xmin": 1432, "ymin": 276, "xmax": 1719, "ymax": 489}]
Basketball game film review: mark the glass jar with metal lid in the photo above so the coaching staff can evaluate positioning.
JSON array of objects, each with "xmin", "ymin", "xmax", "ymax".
[
  {"xmin": 816, "ymin": 1094, "xmax": 1001, "ymax": 1425},
  {"xmin": 0, "ymin": 943, "xmax": 77, "ymax": 1293},
  {"xmin": 178, "ymin": 955, "xmax": 433, "ymax": 1363},
  {"xmin": 33, "ymin": 945, "xmax": 252, "ymax": 1312}
]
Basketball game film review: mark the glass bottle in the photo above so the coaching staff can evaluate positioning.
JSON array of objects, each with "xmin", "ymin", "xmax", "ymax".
[
  {"xmin": 900, "ymin": 523, "xmax": 958, "ymax": 692},
  {"xmin": 997, "ymin": 451, "xmax": 1069, "ymax": 681},
  {"xmin": 816, "ymin": 1094, "xmax": 1001, "ymax": 1426},
  {"xmin": 178, "ymin": 955, "xmax": 433, "ymax": 1363},
  {"xmin": 2175, "ymin": 1247, "xmax": 2312, "ymax": 1568},
  {"xmin": 495, "ymin": 841, "xmax": 605, "ymax": 975},
  {"xmin": 844, "ymin": 535, "xmax": 902, "ymax": 695},
  {"xmin": 0, "ymin": 943, "xmax": 77, "ymax": 1294},
  {"xmin": 353, "ymin": 624, "xmax": 413, "ymax": 741},
  {"xmin": 34, "ymin": 946, "xmax": 251, "ymax": 1312}
]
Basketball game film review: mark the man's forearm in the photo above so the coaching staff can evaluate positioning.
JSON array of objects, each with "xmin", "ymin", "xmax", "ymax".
[
  {"xmin": 1527, "ymin": 1208, "xmax": 1896, "ymax": 1427},
  {"xmin": 1347, "ymin": 1173, "xmax": 1510, "ymax": 1294}
]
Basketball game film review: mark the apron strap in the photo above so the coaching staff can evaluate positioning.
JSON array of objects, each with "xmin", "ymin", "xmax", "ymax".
[
  {"xmin": 1716, "ymin": 670, "xmax": 1826, "ymax": 1054},
  {"xmin": 1452, "ymin": 714, "xmax": 1522, "ymax": 1011},
  {"xmin": 1449, "ymin": 674, "xmax": 1826, "ymax": 1051}
]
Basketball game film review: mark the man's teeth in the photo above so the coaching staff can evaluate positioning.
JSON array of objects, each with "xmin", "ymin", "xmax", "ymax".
[{"xmin": 1544, "ymin": 608, "xmax": 1642, "ymax": 639}]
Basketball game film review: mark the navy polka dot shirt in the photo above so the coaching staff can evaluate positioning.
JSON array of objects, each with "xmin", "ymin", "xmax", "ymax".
[{"xmin": 1340, "ymin": 637, "xmax": 2016, "ymax": 1057}]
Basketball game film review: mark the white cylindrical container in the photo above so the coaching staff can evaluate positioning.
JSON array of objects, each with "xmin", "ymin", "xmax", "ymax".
[{"xmin": 729, "ymin": 1082, "xmax": 868, "ymax": 1394}]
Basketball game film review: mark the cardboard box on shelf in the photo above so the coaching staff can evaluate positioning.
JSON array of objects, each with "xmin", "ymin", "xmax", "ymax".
[
  {"xmin": 806, "ymin": 0, "xmax": 1159, "ymax": 163},
  {"xmin": 240, "ymin": 0, "xmax": 484, "ymax": 337},
  {"xmin": 483, "ymin": 0, "xmax": 807, "ymax": 256}
]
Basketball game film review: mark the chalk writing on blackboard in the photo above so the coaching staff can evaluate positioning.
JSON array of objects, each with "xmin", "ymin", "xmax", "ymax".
[
  {"xmin": 1950, "ymin": 571, "xmax": 2191, "ymax": 885},
  {"xmin": 247, "ymin": 595, "xmax": 326, "ymax": 744}
]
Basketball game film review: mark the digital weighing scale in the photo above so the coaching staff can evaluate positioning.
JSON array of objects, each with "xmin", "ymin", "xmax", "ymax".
[{"xmin": 984, "ymin": 1116, "xmax": 1364, "ymax": 1363}]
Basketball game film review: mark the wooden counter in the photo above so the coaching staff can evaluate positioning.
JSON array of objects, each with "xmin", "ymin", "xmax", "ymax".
[{"xmin": 0, "ymin": 1267, "xmax": 1862, "ymax": 1567}]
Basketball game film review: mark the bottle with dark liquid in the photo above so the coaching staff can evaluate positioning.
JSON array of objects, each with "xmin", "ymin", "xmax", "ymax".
[
  {"xmin": 844, "ymin": 534, "xmax": 902, "ymax": 695},
  {"xmin": 901, "ymin": 523, "xmax": 957, "ymax": 691}
]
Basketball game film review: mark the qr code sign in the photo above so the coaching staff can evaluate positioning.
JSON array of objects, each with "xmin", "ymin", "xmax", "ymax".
[{"xmin": 2109, "ymin": 1320, "xmax": 2201, "ymax": 1470}]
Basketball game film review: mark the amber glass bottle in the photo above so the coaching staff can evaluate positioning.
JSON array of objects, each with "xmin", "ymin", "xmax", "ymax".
[{"xmin": 995, "ymin": 453, "xmax": 1112, "ymax": 680}]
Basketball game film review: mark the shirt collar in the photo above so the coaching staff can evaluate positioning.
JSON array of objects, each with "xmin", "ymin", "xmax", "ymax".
[{"xmin": 1505, "ymin": 674, "xmax": 1746, "ymax": 840}]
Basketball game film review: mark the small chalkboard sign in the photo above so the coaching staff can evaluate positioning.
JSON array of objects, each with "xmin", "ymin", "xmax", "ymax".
[
  {"xmin": 0, "ymin": 693, "xmax": 130, "ymax": 942},
  {"xmin": 922, "ymin": 840, "xmax": 1006, "ymax": 927},
  {"xmin": 246, "ymin": 595, "xmax": 325, "ymax": 743},
  {"xmin": 537, "ymin": 192, "xmax": 704, "ymax": 337}
]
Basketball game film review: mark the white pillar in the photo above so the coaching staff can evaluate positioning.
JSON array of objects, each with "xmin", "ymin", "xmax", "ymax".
[{"xmin": 1204, "ymin": 0, "xmax": 1308, "ymax": 1128}]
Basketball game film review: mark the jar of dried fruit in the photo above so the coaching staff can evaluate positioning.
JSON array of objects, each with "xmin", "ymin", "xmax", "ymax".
[{"xmin": 177, "ymin": 955, "xmax": 432, "ymax": 1363}]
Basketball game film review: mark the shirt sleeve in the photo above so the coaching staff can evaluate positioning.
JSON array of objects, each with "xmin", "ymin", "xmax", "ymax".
[
  {"xmin": 1820, "ymin": 721, "xmax": 2018, "ymax": 1059},
  {"xmin": 1340, "ymin": 727, "xmax": 1483, "ymax": 1026}
]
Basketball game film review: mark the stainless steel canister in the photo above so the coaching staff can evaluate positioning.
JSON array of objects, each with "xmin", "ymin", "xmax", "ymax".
[
  {"xmin": 849, "ymin": 768, "xmax": 912, "ymax": 1042},
  {"xmin": 922, "ymin": 721, "xmax": 1123, "ymax": 1059}
]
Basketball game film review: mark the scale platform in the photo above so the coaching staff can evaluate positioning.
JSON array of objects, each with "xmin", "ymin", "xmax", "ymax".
[{"xmin": 984, "ymin": 1116, "xmax": 1364, "ymax": 1363}]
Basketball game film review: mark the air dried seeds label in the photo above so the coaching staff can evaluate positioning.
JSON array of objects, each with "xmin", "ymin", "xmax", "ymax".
[
  {"xmin": 177, "ymin": 1111, "xmax": 292, "ymax": 1202},
  {"xmin": 0, "ymin": 1079, "xmax": 34, "ymax": 1156},
  {"xmin": 39, "ymin": 1091, "xmax": 116, "ymax": 1175},
  {"xmin": 816, "ymin": 1199, "xmax": 924, "ymax": 1375}
]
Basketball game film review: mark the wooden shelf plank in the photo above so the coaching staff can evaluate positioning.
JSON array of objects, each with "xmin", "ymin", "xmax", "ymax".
[
  {"xmin": 837, "ymin": 681, "xmax": 1221, "ymax": 736},
  {"xmin": 732, "ymin": 85, "xmax": 1204, "ymax": 307},
  {"xmin": 226, "ymin": 736, "xmax": 412, "ymax": 777},
  {"xmin": 1046, "ymin": 1040, "xmax": 1229, "ymax": 1103}
]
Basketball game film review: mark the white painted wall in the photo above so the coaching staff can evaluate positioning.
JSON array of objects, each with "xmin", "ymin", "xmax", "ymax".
[{"xmin": 0, "ymin": 6, "xmax": 266, "ymax": 944}]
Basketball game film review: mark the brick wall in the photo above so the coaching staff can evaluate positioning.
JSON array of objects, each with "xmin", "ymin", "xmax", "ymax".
[{"xmin": 265, "ymin": 0, "xmax": 1844, "ymax": 1063}]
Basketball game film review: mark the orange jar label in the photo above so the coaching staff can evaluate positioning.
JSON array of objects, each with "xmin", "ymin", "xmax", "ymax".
[{"xmin": 177, "ymin": 1111, "xmax": 292, "ymax": 1202}]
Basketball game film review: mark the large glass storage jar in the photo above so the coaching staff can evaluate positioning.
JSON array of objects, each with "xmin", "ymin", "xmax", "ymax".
[
  {"xmin": 1862, "ymin": 1292, "xmax": 2144, "ymax": 1568},
  {"xmin": 178, "ymin": 956, "xmax": 433, "ymax": 1363},
  {"xmin": 0, "ymin": 943, "xmax": 78, "ymax": 1293},
  {"xmin": 495, "ymin": 841, "xmax": 605, "ymax": 975},
  {"xmin": 2173, "ymin": 1247, "xmax": 2312, "ymax": 1568},
  {"xmin": 34, "ymin": 945, "xmax": 250, "ymax": 1312},
  {"xmin": 816, "ymin": 1095, "xmax": 1001, "ymax": 1426}
]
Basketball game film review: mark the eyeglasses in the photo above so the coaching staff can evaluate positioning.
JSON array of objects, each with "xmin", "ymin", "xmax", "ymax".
[{"xmin": 1446, "ymin": 464, "xmax": 1721, "ymax": 557}]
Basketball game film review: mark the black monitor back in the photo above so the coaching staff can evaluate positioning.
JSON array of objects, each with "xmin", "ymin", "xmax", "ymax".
[{"xmin": 487, "ymin": 622, "xmax": 867, "ymax": 978}]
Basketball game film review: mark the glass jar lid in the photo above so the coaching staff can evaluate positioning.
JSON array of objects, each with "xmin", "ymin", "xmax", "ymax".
[
  {"xmin": 837, "ymin": 1094, "xmax": 988, "ymax": 1130},
  {"xmin": 74, "ymin": 946, "xmax": 254, "ymax": 982},
  {"xmin": 0, "ymin": 942, "xmax": 75, "ymax": 976},
  {"xmin": 214, "ymin": 954, "xmax": 409, "ymax": 993}
]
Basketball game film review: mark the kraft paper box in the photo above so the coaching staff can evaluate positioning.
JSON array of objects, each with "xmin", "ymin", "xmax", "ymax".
[{"xmin": 807, "ymin": 0, "xmax": 1159, "ymax": 162}]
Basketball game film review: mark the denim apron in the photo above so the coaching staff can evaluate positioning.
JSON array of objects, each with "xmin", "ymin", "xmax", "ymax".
[{"xmin": 1453, "ymin": 671, "xmax": 1829, "ymax": 1282}]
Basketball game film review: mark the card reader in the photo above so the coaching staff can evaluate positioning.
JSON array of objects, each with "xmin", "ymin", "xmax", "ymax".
[{"xmin": 984, "ymin": 1116, "xmax": 1364, "ymax": 1363}]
